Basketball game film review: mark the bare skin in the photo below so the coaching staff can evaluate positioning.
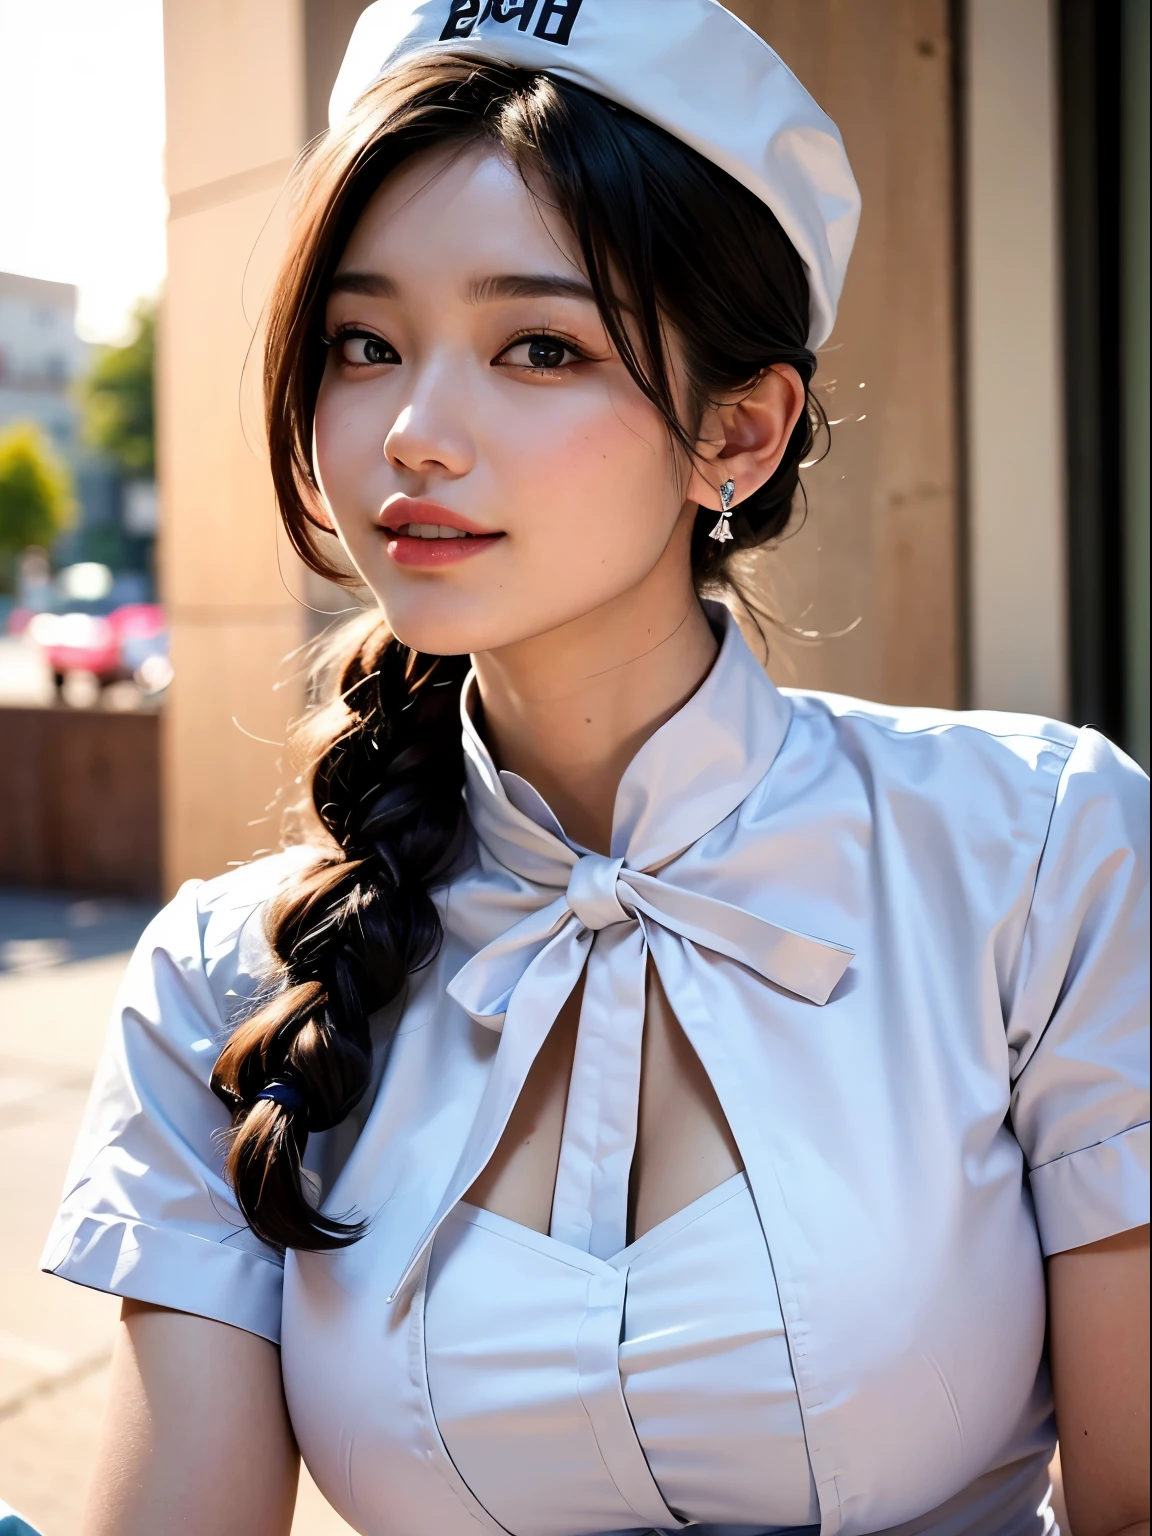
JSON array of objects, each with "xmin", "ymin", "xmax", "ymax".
[
  {"xmin": 467, "ymin": 963, "xmax": 743, "ymax": 1241},
  {"xmin": 1048, "ymin": 1226, "xmax": 1150, "ymax": 1536},
  {"xmin": 82, "ymin": 1302, "xmax": 297, "ymax": 1536},
  {"xmin": 84, "ymin": 141, "xmax": 1149, "ymax": 1534}
]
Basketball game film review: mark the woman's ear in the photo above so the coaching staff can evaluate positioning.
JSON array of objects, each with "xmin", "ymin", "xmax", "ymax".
[{"xmin": 685, "ymin": 363, "xmax": 806, "ymax": 512}]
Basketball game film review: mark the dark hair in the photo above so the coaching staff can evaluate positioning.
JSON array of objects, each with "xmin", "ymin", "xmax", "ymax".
[{"xmin": 211, "ymin": 55, "xmax": 823, "ymax": 1250}]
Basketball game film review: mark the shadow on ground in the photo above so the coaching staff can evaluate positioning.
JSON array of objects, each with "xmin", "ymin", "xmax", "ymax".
[{"xmin": 0, "ymin": 891, "xmax": 157, "ymax": 973}]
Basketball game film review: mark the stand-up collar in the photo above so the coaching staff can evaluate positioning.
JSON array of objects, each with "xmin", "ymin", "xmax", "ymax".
[{"xmin": 460, "ymin": 601, "xmax": 794, "ymax": 874}]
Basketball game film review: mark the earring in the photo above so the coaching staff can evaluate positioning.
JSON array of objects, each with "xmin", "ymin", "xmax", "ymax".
[{"xmin": 709, "ymin": 478, "xmax": 736, "ymax": 542}]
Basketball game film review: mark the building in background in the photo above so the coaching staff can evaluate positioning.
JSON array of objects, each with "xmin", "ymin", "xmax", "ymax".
[
  {"xmin": 158, "ymin": 0, "xmax": 1150, "ymax": 894},
  {"xmin": 0, "ymin": 271, "xmax": 85, "ymax": 454},
  {"xmin": 0, "ymin": 270, "xmax": 158, "ymax": 600},
  {"xmin": 0, "ymin": 276, "xmax": 164, "ymax": 905}
]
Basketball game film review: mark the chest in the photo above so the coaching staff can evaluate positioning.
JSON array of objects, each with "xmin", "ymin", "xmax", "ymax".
[
  {"xmin": 462, "ymin": 956, "xmax": 742, "ymax": 1244},
  {"xmin": 285, "ymin": 933, "xmax": 1051, "ymax": 1536}
]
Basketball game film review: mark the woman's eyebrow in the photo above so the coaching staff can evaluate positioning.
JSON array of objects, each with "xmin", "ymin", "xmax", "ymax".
[
  {"xmin": 329, "ymin": 271, "xmax": 398, "ymax": 297},
  {"xmin": 467, "ymin": 273, "xmax": 597, "ymax": 305},
  {"xmin": 325, "ymin": 268, "xmax": 595, "ymax": 310},
  {"xmin": 326, "ymin": 269, "xmax": 599, "ymax": 305}
]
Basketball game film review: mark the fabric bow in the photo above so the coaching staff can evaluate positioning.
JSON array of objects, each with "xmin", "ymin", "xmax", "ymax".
[
  {"xmin": 391, "ymin": 617, "xmax": 855, "ymax": 1295},
  {"xmin": 448, "ymin": 848, "xmax": 854, "ymax": 1027},
  {"xmin": 440, "ymin": 810, "xmax": 854, "ymax": 1266}
]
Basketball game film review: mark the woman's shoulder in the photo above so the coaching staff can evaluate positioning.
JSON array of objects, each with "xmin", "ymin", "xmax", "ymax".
[
  {"xmin": 38, "ymin": 847, "xmax": 324, "ymax": 1340},
  {"xmin": 142, "ymin": 844, "xmax": 326, "ymax": 1025},
  {"xmin": 779, "ymin": 686, "xmax": 1146, "ymax": 814},
  {"xmin": 767, "ymin": 690, "xmax": 1148, "ymax": 900},
  {"xmin": 781, "ymin": 686, "xmax": 1079, "ymax": 762}
]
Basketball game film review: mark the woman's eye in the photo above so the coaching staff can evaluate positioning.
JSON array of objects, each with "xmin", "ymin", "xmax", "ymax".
[
  {"xmin": 499, "ymin": 335, "xmax": 580, "ymax": 372},
  {"xmin": 334, "ymin": 333, "xmax": 398, "ymax": 367}
]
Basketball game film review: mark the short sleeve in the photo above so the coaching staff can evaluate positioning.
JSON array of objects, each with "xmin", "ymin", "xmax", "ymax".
[
  {"xmin": 1007, "ymin": 728, "xmax": 1150, "ymax": 1256},
  {"xmin": 40, "ymin": 869, "xmax": 291, "ymax": 1343}
]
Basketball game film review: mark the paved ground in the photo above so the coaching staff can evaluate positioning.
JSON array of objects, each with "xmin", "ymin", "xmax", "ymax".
[{"xmin": 0, "ymin": 890, "xmax": 353, "ymax": 1534}]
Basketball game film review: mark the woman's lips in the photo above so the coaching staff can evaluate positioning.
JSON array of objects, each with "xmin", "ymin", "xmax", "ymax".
[
  {"xmin": 386, "ymin": 529, "xmax": 502, "ymax": 567},
  {"xmin": 379, "ymin": 497, "xmax": 504, "ymax": 568}
]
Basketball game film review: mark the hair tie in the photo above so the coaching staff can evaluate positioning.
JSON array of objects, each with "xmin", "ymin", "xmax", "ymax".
[{"xmin": 254, "ymin": 1079, "xmax": 308, "ymax": 1117}]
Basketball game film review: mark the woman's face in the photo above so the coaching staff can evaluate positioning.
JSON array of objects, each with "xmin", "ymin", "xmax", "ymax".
[{"xmin": 313, "ymin": 142, "xmax": 696, "ymax": 657}]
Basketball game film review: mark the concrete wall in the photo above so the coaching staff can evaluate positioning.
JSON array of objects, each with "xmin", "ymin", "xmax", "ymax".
[
  {"xmin": 161, "ymin": 0, "xmax": 309, "ymax": 892},
  {"xmin": 160, "ymin": 0, "xmax": 365, "ymax": 894},
  {"xmin": 731, "ymin": 0, "xmax": 962, "ymax": 708},
  {"xmin": 963, "ymin": 0, "xmax": 1068, "ymax": 719}
]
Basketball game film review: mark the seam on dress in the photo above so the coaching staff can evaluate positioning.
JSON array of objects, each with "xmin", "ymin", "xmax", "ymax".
[
  {"xmin": 48, "ymin": 1211, "xmax": 285, "ymax": 1269},
  {"xmin": 449, "ymin": 1203, "xmax": 607, "ymax": 1273},
  {"xmin": 412, "ymin": 1248, "xmax": 514, "ymax": 1535},
  {"xmin": 571, "ymin": 1269, "xmax": 686, "ymax": 1530},
  {"xmin": 1003, "ymin": 730, "xmax": 1083, "ymax": 1064},
  {"xmin": 614, "ymin": 1266, "xmax": 692, "ymax": 1529},
  {"xmin": 782, "ymin": 697, "xmax": 1079, "ymax": 754},
  {"xmin": 1029, "ymin": 1118, "xmax": 1150, "ymax": 1172},
  {"xmin": 338, "ymin": 1427, "xmax": 357, "ymax": 1522},
  {"xmin": 670, "ymin": 952, "xmax": 835, "ymax": 1528},
  {"xmin": 920, "ymin": 1349, "xmax": 965, "ymax": 1450},
  {"xmin": 610, "ymin": 1173, "xmax": 748, "ymax": 1268}
]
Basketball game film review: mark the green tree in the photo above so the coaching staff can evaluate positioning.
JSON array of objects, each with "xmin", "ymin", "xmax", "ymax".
[
  {"xmin": 79, "ymin": 300, "xmax": 156, "ymax": 477},
  {"xmin": 0, "ymin": 422, "xmax": 76, "ymax": 591}
]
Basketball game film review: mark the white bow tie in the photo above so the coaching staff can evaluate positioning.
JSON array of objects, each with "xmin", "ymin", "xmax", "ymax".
[
  {"xmin": 390, "ymin": 611, "xmax": 855, "ymax": 1298},
  {"xmin": 390, "ymin": 799, "xmax": 853, "ymax": 1298},
  {"xmin": 448, "ymin": 829, "xmax": 853, "ymax": 1250}
]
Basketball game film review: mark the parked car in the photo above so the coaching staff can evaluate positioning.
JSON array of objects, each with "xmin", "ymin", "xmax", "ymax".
[
  {"xmin": 25, "ymin": 603, "xmax": 170, "ymax": 697},
  {"xmin": 110, "ymin": 604, "xmax": 171, "ymax": 689}
]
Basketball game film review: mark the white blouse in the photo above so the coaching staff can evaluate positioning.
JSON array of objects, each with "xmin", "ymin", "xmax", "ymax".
[
  {"xmin": 426, "ymin": 1172, "xmax": 820, "ymax": 1534},
  {"xmin": 43, "ymin": 605, "xmax": 1149, "ymax": 1536}
]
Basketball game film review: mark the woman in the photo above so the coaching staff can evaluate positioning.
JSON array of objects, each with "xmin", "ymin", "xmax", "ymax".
[{"xmin": 44, "ymin": 4, "xmax": 1148, "ymax": 1533}]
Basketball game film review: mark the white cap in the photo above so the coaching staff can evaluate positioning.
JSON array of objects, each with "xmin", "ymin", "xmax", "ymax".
[{"xmin": 329, "ymin": 0, "xmax": 861, "ymax": 350}]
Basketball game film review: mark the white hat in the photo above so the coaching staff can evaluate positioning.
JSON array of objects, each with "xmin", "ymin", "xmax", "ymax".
[{"xmin": 329, "ymin": 0, "xmax": 860, "ymax": 350}]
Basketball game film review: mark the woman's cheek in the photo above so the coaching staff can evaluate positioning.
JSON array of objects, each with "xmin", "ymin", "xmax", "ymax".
[
  {"xmin": 314, "ymin": 385, "xmax": 386, "ymax": 526},
  {"xmin": 503, "ymin": 388, "xmax": 670, "ymax": 537}
]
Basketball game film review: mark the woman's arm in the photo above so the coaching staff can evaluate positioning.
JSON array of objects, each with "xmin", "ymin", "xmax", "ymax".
[
  {"xmin": 1049, "ymin": 1224, "xmax": 1150, "ymax": 1536},
  {"xmin": 81, "ymin": 1300, "xmax": 300, "ymax": 1536}
]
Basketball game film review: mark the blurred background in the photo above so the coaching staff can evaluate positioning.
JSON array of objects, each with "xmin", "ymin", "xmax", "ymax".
[{"xmin": 0, "ymin": 1, "xmax": 1147, "ymax": 1532}]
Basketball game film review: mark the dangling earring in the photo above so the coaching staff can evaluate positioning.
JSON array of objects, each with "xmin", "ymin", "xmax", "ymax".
[{"xmin": 709, "ymin": 478, "xmax": 736, "ymax": 542}]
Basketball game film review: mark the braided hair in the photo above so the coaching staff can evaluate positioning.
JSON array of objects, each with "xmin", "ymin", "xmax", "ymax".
[
  {"xmin": 212, "ymin": 56, "xmax": 823, "ymax": 1250},
  {"xmin": 212, "ymin": 622, "xmax": 470, "ymax": 1248}
]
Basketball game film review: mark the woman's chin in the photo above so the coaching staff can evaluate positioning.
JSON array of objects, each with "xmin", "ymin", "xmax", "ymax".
[{"xmin": 376, "ymin": 599, "xmax": 520, "ymax": 660}]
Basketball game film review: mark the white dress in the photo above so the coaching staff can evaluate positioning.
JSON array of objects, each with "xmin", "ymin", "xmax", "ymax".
[{"xmin": 43, "ymin": 605, "xmax": 1149, "ymax": 1535}]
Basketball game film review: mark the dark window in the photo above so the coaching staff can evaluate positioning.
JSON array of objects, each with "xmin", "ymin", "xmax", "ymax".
[{"xmin": 1057, "ymin": 0, "xmax": 1125, "ymax": 741}]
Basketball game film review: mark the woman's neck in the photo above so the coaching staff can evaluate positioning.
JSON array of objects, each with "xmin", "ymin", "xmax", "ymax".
[{"xmin": 471, "ymin": 540, "xmax": 718, "ymax": 855}]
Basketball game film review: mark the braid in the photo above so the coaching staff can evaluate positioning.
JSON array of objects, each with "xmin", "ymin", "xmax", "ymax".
[{"xmin": 211, "ymin": 616, "xmax": 470, "ymax": 1250}]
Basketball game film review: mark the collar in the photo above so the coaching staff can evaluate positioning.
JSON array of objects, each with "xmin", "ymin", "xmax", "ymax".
[{"xmin": 459, "ymin": 600, "xmax": 794, "ymax": 876}]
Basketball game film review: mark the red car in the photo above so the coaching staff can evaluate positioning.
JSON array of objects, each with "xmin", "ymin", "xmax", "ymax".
[{"xmin": 24, "ymin": 604, "xmax": 169, "ymax": 694}]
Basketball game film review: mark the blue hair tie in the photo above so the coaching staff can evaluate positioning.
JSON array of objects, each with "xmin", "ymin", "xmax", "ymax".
[{"xmin": 254, "ymin": 1079, "xmax": 307, "ymax": 1115}]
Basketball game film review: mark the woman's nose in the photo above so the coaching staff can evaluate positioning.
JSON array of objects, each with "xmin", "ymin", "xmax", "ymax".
[{"xmin": 383, "ymin": 370, "xmax": 474, "ymax": 479}]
